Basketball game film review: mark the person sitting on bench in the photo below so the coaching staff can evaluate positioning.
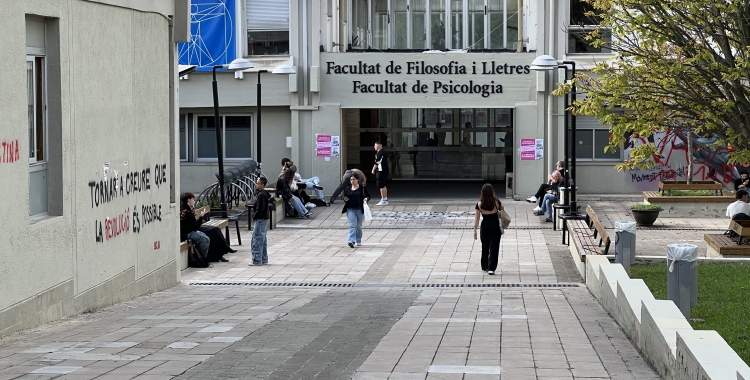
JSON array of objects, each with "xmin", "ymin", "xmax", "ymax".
[
  {"xmin": 727, "ymin": 189, "xmax": 750, "ymax": 219},
  {"xmin": 527, "ymin": 160, "xmax": 565, "ymax": 208},
  {"xmin": 277, "ymin": 165, "xmax": 312, "ymax": 218},
  {"xmin": 281, "ymin": 158, "xmax": 325, "ymax": 199},
  {"xmin": 535, "ymin": 171, "xmax": 563, "ymax": 222},
  {"xmin": 180, "ymin": 192, "xmax": 235, "ymax": 263}
]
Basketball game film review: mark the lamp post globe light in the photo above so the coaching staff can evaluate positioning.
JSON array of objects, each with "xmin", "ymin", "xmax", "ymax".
[
  {"xmin": 212, "ymin": 58, "xmax": 253, "ymax": 217},
  {"xmin": 256, "ymin": 64, "xmax": 296, "ymax": 175},
  {"xmin": 530, "ymin": 55, "xmax": 580, "ymax": 218}
]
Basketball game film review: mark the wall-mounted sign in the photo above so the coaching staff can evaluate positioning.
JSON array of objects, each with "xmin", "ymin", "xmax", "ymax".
[
  {"xmin": 316, "ymin": 135, "xmax": 340, "ymax": 157},
  {"xmin": 520, "ymin": 138, "xmax": 544, "ymax": 161}
]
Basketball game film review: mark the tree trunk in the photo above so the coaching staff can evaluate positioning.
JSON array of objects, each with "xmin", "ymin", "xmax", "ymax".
[{"xmin": 686, "ymin": 129, "xmax": 694, "ymax": 184}]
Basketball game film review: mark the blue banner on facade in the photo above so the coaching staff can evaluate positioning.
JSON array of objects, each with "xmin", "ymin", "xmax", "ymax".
[{"xmin": 178, "ymin": 0, "xmax": 237, "ymax": 71}]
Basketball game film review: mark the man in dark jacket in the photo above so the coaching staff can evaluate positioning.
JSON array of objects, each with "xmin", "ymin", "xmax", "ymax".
[{"xmin": 251, "ymin": 177, "xmax": 272, "ymax": 265}]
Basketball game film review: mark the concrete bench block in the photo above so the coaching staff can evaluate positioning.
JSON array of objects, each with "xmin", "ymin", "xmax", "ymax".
[
  {"xmin": 740, "ymin": 372, "xmax": 746, "ymax": 380},
  {"xmin": 599, "ymin": 264, "xmax": 630, "ymax": 316},
  {"xmin": 676, "ymin": 330, "xmax": 750, "ymax": 380},
  {"xmin": 615, "ymin": 279, "xmax": 655, "ymax": 348},
  {"xmin": 640, "ymin": 299, "xmax": 693, "ymax": 380},
  {"xmin": 586, "ymin": 255, "xmax": 610, "ymax": 299}
]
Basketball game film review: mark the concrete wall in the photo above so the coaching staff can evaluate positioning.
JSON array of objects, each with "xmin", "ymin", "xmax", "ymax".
[
  {"xmin": 576, "ymin": 252, "xmax": 750, "ymax": 379},
  {"xmin": 179, "ymin": 107, "xmax": 292, "ymax": 194},
  {"xmin": 0, "ymin": 0, "xmax": 180, "ymax": 336}
]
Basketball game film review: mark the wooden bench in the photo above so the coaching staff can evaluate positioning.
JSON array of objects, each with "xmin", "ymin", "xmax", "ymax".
[
  {"xmin": 563, "ymin": 205, "xmax": 611, "ymax": 262},
  {"xmin": 705, "ymin": 233, "xmax": 750, "ymax": 256},
  {"xmin": 585, "ymin": 205, "xmax": 612, "ymax": 255},
  {"xmin": 567, "ymin": 219, "xmax": 599, "ymax": 262}
]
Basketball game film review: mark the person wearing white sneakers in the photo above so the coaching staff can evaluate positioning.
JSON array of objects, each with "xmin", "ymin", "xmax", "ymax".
[
  {"xmin": 528, "ymin": 160, "xmax": 565, "ymax": 212},
  {"xmin": 372, "ymin": 141, "xmax": 389, "ymax": 205}
]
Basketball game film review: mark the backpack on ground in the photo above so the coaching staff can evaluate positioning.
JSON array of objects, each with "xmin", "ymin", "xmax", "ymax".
[{"xmin": 187, "ymin": 241, "xmax": 210, "ymax": 268}]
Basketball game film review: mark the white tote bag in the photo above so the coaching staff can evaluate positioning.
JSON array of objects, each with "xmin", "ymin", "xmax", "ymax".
[{"xmin": 363, "ymin": 201, "xmax": 373, "ymax": 222}]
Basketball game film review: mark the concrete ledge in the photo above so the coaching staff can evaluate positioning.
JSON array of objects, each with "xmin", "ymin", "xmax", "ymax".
[
  {"xmin": 640, "ymin": 299, "xmax": 693, "ymax": 380},
  {"xmin": 615, "ymin": 279, "xmax": 654, "ymax": 348},
  {"xmin": 568, "ymin": 240, "xmax": 588, "ymax": 282},
  {"xmin": 0, "ymin": 261, "xmax": 178, "ymax": 337},
  {"xmin": 585, "ymin": 255, "xmax": 610, "ymax": 299},
  {"xmin": 599, "ymin": 264, "xmax": 630, "ymax": 316},
  {"xmin": 676, "ymin": 330, "xmax": 750, "ymax": 380}
]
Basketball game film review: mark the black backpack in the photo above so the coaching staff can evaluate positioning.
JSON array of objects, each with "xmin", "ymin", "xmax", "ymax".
[{"xmin": 187, "ymin": 242, "xmax": 210, "ymax": 268}]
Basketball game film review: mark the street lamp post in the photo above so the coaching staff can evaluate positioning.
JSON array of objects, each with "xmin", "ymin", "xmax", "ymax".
[
  {"xmin": 212, "ymin": 58, "xmax": 253, "ymax": 217},
  {"xmin": 530, "ymin": 55, "xmax": 582, "ymax": 218},
  {"xmin": 255, "ymin": 64, "xmax": 296, "ymax": 172}
]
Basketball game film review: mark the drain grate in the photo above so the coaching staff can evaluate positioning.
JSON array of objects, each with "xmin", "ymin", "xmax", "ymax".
[
  {"xmin": 190, "ymin": 282, "xmax": 355, "ymax": 287},
  {"xmin": 188, "ymin": 282, "xmax": 582, "ymax": 289}
]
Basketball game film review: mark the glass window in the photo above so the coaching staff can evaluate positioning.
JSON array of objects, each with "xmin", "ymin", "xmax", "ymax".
[
  {"xmin": 351, "ymin": 0, "xmax": 369, "ymax": 48},
  {"xmin": 246, "ymin": 0, "xmax": 290, "ymax": 55},
  {"xmin": 179, "ymin": 114, "xmax": 188, "ymax": 161},
  {"xmin": 248, "ymin": 31, "xmax": 289, "ymax": 55},
  {"xmin": 372, "ymin": 0, "xmax": 389, "ymax": 49},
  {"xmin": 430, "ymin": 0, "xmax": 446, "ymax": 49},
  {"xmin": 196, "ymin": 116, "xmax": 253, "ymax": 160},
  {"xmin": 506, "ymin": 0, "xmax": 518, "ymax": 50},
  {"xmin": 450, "ymin": 0, "xmax": 463, "ymax": 49},
  {"xmin": 488, "ymin": 0, "xmax": 504, "ymax": 49},
  {"xmin": 393, "ymin": 0, "xmax": 408, "ymax": 49},
  {"xmin": 197, "ymin": 116, "xmax": 219, "ymax": 160},
  {"xmin": 568, "ymin": 0, "xmax": 611, "ymax": 53},
  {"xmin": 468, "ymin": 0, "xmax": 485, "ymax": 49},
  {"xmin": 594, "ymin": 130, "xmax": 620, "ymax": 159},
  {"xmin": 225, "ymin": 116, "xmax": 253, "ymax": 159},
  {"xmin": 411, "ymin": 0, "xmax": 427, "ymax": 49},
  {"xmin": 576, "ymin": 130, "xmax": 594, "ymax": 160}
]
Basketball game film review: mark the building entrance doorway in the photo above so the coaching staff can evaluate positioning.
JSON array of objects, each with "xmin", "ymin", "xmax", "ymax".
[{"xmin": 345, "ymin": 108, "xmax": 513, "ymax": 181}]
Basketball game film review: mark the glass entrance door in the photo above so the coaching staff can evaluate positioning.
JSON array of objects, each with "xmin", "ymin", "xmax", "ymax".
[{"xmin": 349, "ymin": 108, "xmax": 513, "ymax": 180}]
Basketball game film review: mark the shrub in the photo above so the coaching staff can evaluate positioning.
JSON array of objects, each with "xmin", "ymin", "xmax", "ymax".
[{"xmin": 630, "ymin": 203, "xmax": 663, "ymax": 211}]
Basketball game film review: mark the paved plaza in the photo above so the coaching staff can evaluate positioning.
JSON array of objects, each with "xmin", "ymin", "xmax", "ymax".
[{"xmin": 1, "ymin": 198, "xmax": 724, "ymax": 379}]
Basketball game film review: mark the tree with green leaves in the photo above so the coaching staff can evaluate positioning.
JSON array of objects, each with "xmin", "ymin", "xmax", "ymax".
[{"xmin": 558, "ymin": 0, "xmax": 750, "ymax": 177}]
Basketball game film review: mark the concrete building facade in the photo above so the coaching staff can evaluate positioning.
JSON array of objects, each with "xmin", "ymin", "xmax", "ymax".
[
  {"xmin": 0, "ymin": 0, "xmax": 188, "ymax": 336},
  {"xmin": 180, "ymin": 0, "xmax": 748, "ymax": 196},
  {"xmin": 177, "ymin": 0, "xmax": 652, "ymax": 197}
]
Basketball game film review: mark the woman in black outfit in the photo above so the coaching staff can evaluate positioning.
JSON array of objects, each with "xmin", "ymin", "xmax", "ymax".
[
  {"xmin": 179, "ymin": 192, "xmax": 235, "ymax": 263},
  {"xmin": 342, "ymin": 172, "xmax": 370, "ymax": 248},
  {"xmin": 473, "ymin": 184, "xmax": 504, "ymax": 275}
]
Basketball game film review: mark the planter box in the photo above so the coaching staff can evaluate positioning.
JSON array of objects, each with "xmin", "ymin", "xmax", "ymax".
[{"xmin": 658, "ymin": 180, "xmax": 723, "ymax": 194}]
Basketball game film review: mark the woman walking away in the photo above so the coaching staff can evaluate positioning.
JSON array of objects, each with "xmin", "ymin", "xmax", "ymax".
[
  {"xmin": 342, "ymin": 172, "xmax": 370, "ymax": 248},
  {"xmin": 473, "ymin": 184, "xmax": 504, "ymax": 275}
]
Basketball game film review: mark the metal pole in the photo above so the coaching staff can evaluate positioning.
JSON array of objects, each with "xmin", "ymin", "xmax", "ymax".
[
  {"xmin": 562, "ymin": 60, "xmax": 577, "ymax": 215},
  {"xmin": 212, "ymin": 66, "xmax": 228, "ymax": 218},
  {"xmin": 559, "ymin": 65, "xmax": 570, "ymax": 207},
  {"xmin": 256, "ymin": 70, "xmax": 264, "ymax": 167}
]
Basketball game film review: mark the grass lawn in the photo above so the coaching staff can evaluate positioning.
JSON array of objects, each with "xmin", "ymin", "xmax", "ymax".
[{"xmin": 631, "ymin": 263, "xmax": 750, "ymax": 364}]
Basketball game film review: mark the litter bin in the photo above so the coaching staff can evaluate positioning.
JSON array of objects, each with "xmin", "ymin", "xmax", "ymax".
[
  {"xmin": 666, "ymin": 243, "xmax": 699, "ymax": 319},
  {"xmin": 614, "ymin": 221, "xmax": 637, "ymax": 274}
]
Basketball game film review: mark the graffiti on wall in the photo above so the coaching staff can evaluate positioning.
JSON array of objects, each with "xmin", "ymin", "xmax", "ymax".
[
  {"xmin": 90, "ymin": 163, "xmax": 168, "ymax": 243},
  {"xmin": 1, "ymin": 139, "xmax": 20, "ymax": 164},
  {"xmin": 624, "ymin": 130, "xmax": 745, "ymax": 190}
]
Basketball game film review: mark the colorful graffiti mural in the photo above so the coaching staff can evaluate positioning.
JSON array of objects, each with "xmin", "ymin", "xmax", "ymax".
[{"xmin": 624, "ymin": 129, "xmax": 748, "ymax": 190}]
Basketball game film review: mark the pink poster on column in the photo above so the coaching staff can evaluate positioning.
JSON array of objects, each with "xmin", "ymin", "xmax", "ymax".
[{"xmin": 520, "ymin": 138, "xmax": 536, "ymax": 160}]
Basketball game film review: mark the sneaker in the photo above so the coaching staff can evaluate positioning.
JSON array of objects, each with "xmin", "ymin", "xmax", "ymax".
[
  {"xmin": 329, "ymin": 199, "xmax": 336, "ymax": 204},
  {"xmin": 488, "ymin": 271, "xmax": 495, "ymax": 275},
  {"xmin": 526, "ymin": 196, "xmax": 537, "ymax": 203},
  {"xmin": 313, "ymin": 185, "xmax": 324, "ymax": 190},
  {"xmin": 348, "ymin": 242, "xmax": 355, "ymax": 248},
  {"xmin": 250, "ymin": 261, "xmax": 262, "ymax": 266},
  {"xmin": 219, "ymin": 257, "xmax": 229, "ymax": 262},
  {"xmin": 533, "ymin": 206, "xmax": 541, "ymax": 212},
  {"xmin": 544, "ymin": 218, "xmax": 553, "ymax": 223},
  {"xmin": 356, "ymin": 243, "xmax": 362, "ymax": 246},
  {"xmin": 376, "ymin": 200, "xmax": 388, "ymax": 206},
  {"xmin": 262, "ymin": 262, "xmax": 268, "ymax": 265}
]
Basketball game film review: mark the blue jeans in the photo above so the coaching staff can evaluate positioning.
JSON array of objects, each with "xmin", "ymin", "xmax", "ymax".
[
  {"xmin": 346, "ymin": 209, "xmax": 364, "ymax": 244},
  {"xmin": 541, "ymin": 193, "xmax": 556, "ymax": 219},
  {"xmin": 302, "ymin": 177, "xmax": 324, "ymax": 199},
  {"xmin": 251, "ymin": 219, "xmax": 269, "ymax": 263},
  {"xmin": 187, "ymin": 231, "xmax": 210, "ymax": 258},
  {"xmin": 289, "ymin": 195, "xmax": 308, "ymax": 216}
]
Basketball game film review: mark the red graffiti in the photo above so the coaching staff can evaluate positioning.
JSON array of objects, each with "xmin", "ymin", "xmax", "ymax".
[
  {"xmin": 1, "ymin": 139, "xmax": 20, "ymax": 164},
  {"xmin": 153, "ymin": 241, "xmax": 161, "ymax": 250},
  {"xmin": 104, "ymin": 209, "xmax": 130, "ymax": 241}
]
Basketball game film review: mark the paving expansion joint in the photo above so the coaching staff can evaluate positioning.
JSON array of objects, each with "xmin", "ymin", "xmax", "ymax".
[{"xmin": 188, "ymin": 281, "xmax": 584, "ymax": 289}]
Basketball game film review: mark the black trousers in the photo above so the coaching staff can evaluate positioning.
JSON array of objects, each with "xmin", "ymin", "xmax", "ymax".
[
  {"xmin": 331, "ymin": 172, "xmax": 353, "ymax": 200},
  {"xmin": 534, "ymin": 183, "xmax": 554, "ymax": 206},
  {"xmin": 480, "ymin": 226, "xmax": 501, "ymax": 271}
]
